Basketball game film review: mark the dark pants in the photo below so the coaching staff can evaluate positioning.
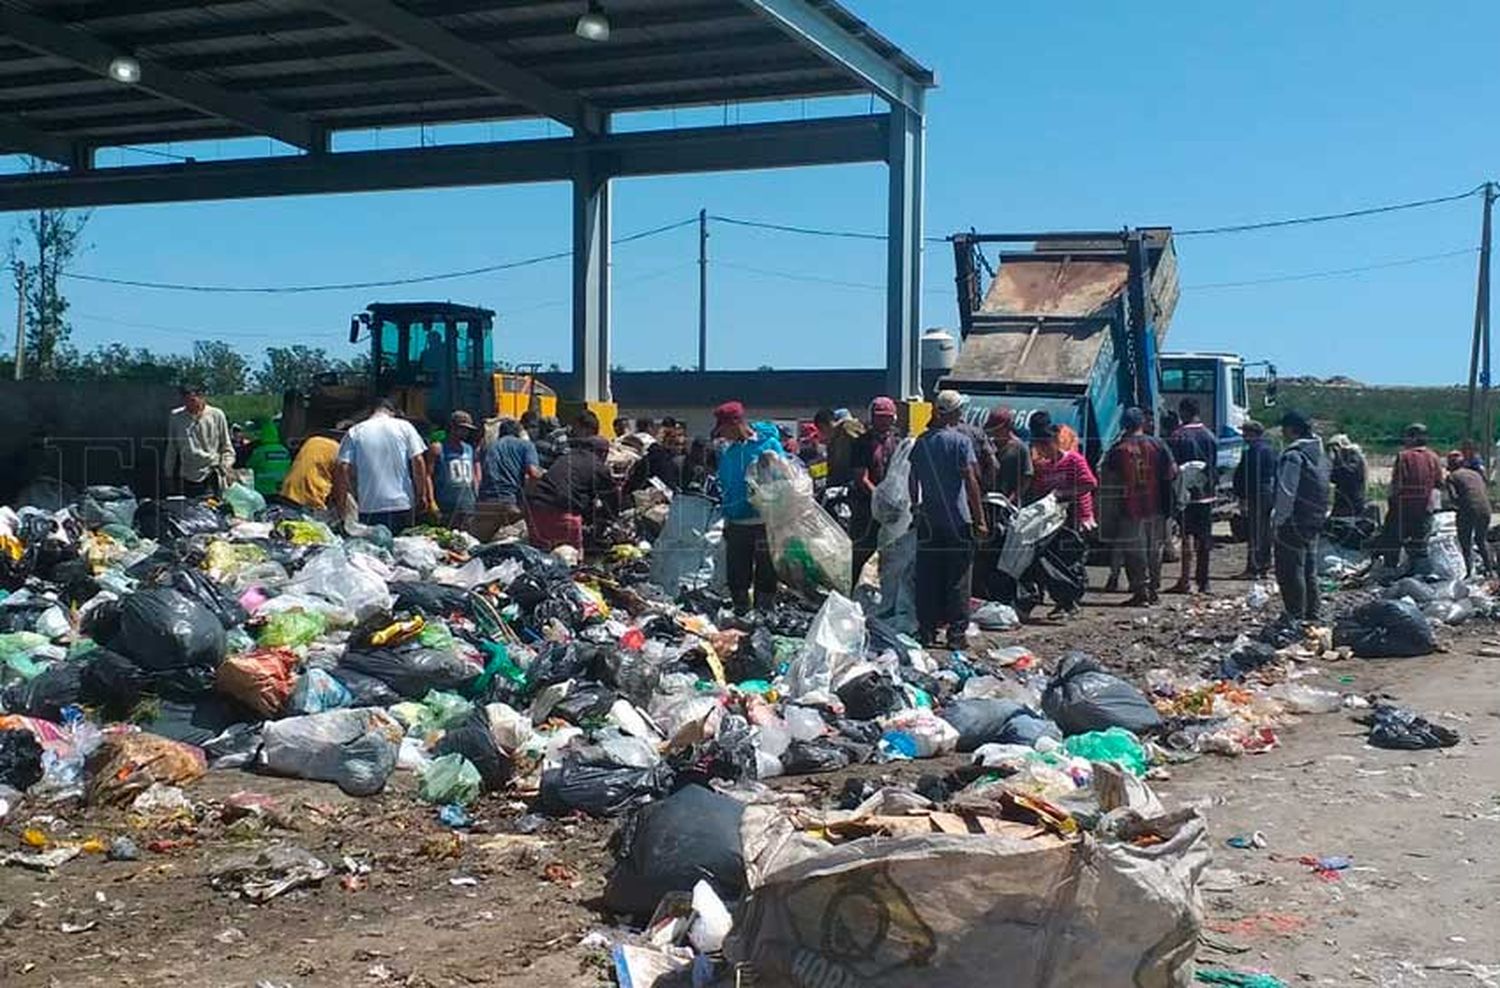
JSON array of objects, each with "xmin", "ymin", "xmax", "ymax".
[
  {"xmin": 915, "ymin": 520, "xmax": 974, "ymax": 645},
  {"xmin": 725, "ymin": 521, "xmax": 778, "ymax": 613},
  {"xmin": 849, "ymin": 500, "xmax": 880, "ymax": 586},
  {"xmin": 1244, "ymin": 496, "xmax": 1274, "ymax": 576},
  {"xmin": 1379, "ymin": 503, "xmax": 1432, "ymax": 569},
  {"xmin": 1457, "ymin": 508, "xmax": 1493, "ymax": 577},
  {"xmin": 358, "ymin": 509, "xmax": 414, "ymax": 533},
  {"xmin": 1275, "ymin": 525, "xmax": 1320, "ymax": 622},
  {"xmin": 1118, "ymin": 515, "xmax": 1166, "ymax": 597},
  {"xmin": 1179, "ymin": 502, "xmax": 1213, "ymax": 591},
  {"xmin": 177, "ymin": 473, "xmax": 222, "ymax": 498}
]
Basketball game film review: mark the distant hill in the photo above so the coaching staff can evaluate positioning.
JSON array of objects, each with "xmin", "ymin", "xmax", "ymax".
[{"xmin": 1249, "ymin": 380, "xmax": 1475, "ymax": 453}]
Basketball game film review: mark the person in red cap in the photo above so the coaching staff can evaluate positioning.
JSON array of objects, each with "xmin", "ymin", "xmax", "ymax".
[
  {"xmin": 714, "ymin": 400, "xmax": 785, "ymax": 613},
  {"xmin": 848, "ymin": 396, "xmax": 904, "ymax": 581},
  {"xmin": 983, "ymin": 406, "xmax": 1032, "ymax": 504}
]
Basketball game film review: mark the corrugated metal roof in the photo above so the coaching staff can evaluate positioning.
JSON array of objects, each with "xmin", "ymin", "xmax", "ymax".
[{"xmin": 0, "ymin": 0, "xmax": 932, "ymax": 153}]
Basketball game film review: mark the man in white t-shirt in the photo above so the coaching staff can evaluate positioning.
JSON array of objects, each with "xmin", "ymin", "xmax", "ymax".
[{"xmin": 335, "ymin": 398, "xmax": 434, "ymax": 531}]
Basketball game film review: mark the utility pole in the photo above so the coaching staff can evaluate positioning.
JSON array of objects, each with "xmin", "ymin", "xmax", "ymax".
[
  {"xmin": 697, "ymin": 207, "xmax": 708, "ymax": 373},
  {"xmin": 1467, "ymin": 182, "xmax": 1495, "ymax": 461},
  {"xmin": 12, "ymin": 260, "xmax": 24, "ymax": 381}
]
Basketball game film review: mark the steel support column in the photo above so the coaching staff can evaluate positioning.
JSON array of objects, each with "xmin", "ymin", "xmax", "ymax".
[
  {"xmin": 572, "ymin": 135, "xmax": 612, "ymax": 404},
  {"xmin": 885, "ymin": 103, "xmax": 924, "ymax": 400}
]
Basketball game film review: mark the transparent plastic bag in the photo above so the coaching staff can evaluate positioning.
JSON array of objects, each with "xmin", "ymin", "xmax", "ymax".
[
  {"xmin": 223, "ymin": 483, "xmax": 265, "ymax": 520},
  {"xmin": 747, "ymin": 455, "xmax": 852, "ymax": 594},
  {"xmin": 997, "ymin": 493, "xmax": 1068, "ymax": 578},
  {"xmin": 871, "ymin": 437, "xmax": 915, "ymax": 543},
  {"xmin": 784, "ymin": 591, "xmax": 866, "ymax": 700},
  {"xmin": 287, "ymin": 548, "xmax": 393, "ymax": 622},
  {"xmin": 418, "ymin": 752, "xmax": 482, "ymax": 806},
  {"xmin": 259, "ymin": 708, "xmax": 401, "ymax": 796}
]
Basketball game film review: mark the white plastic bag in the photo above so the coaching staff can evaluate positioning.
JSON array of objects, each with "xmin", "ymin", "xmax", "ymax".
[
  {"xmin": 872, "ymin": 438, "xmax": 915, "ymax": 545},
  {"xmin": 649, "ymin": 493, "xmax": 723, "ymax": 594},
  {"xmin": 997, "ymin": 493, "xmax": 1068, "ymax": 578}
]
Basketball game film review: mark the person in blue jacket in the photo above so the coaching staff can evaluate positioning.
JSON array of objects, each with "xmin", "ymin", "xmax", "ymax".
[{"xmin": 713, "ymin": 400, "xmax": 785, "ymax": 614}]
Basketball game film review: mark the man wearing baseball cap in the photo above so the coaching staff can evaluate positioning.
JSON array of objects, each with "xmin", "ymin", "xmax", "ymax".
[
  {"xmin": 165, "ymin": 383, "xmax": 235, "ymax": 497},
  {"xmin": 910, "ymin": 389, "xmax": 986, "ymax": 649},
  {"xmin": 848, "ymin": 396, "xmax": 904, "ymax": 581},
  {"xmin": 1379, "ymin": 422, "xmax": 1443, "ymax": 571},
  {"xmin": 714, "ymin": 400, "xmax": 785, "ymax": 613},
  {"xmin": 430, "ymin": 409, "xmax": 481, "ymax": 530},
  {"xmin": 984, "ymin": 405, "xmax": 1032, "ymax": 504}
]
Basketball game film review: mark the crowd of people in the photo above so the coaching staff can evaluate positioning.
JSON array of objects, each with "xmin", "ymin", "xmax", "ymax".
[{"xmin": 165, "ymin": 380, "xmax": 1495, "ymax": 646}]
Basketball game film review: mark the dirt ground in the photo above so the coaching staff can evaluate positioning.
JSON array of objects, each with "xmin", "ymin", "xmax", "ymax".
[{"xmin": 2, "ymin": 543, "xmax": 1497, "ymax": 988}]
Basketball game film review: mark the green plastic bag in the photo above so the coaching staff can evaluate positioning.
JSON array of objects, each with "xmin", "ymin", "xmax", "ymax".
[
  {"xmin": 420, "ymin": 690, "xmax": 473, "ymax": 731},
  {"xmin": 1063, "ymin": 726, "xmax": 1149, "ymax": 777},
  {"xmin": 469, "ymin": 641, "xmax": 525, "ymax": 698},
  {"xmin": 1196, "ymin": 970, "xmax": 1289, "ymax": 988},
  {"xmin": 223, "ymin": 482, "xmax": 266, "ymax": 520},
  {"xmin": 274, "ymin": 518, "xmax": 337, "ymax": 546},
  {"xmin": 0, "ymin": 631, "xmax": 51, "ymax": 679},
  {"xmin": 258, "ymin": 609, "xmax": 328, "ymax": 648},
  {"xmin": 418, "ymin": 753, "xmax": 482, "ymax": 806},
  {"xmin": 418, "ymin": 621, "xmax": 455, "ymax": 651}
]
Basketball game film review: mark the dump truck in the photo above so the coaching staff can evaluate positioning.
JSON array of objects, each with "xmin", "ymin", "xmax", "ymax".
[
  {"xmin": 279, "ymin": 301, "xmax": 557, "ymax": 442},
  {"xmin": 943, "ymin": 227, "xmax": 1267, "ymax": 477}
]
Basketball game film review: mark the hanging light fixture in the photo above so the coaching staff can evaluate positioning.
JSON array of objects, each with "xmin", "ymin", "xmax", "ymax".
[
  {"xmin": 107, "ymin": 54, "xmax": 141, "ymax": 84},
  {"xmin": 574, "ymin": 1, "xmax": 610, "ymax": 42}
]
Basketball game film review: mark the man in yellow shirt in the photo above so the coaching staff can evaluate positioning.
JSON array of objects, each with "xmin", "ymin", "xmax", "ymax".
[{"xmin": 279, "ymin": 429, "xmax": 344, "ymax": 511}]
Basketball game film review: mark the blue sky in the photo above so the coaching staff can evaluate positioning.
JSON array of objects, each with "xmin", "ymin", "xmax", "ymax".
[{"xmin": 8, "ymin": 0, "xmax": 1500, "ymax": 385}]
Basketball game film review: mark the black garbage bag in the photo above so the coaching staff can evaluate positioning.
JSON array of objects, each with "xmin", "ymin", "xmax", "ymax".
[
  {"xmin": 202, "ymin": 722, "xmax": 264, "ymax": 769},
  {"xmin": 551, "ymin": 683, "xmax": 619, "ymax": 726},
  {"xmin": 435, "ymin": 712, "xmax": 513, "ymax": 791},
  {"xmin": 0, "ymin": 729, "xmax": 44, "ymax": 791},
  {"xmin": 600, "ymin": 649, "xmax": 662, "ymax": 709},
  {"xmin": 505, "ymin": 571, "xmax": 559, "ymax": 612},
  {"xmin": 0, "ymin": 596, "xmax": 58, "ymax": 634},
  {"xmin": 1333, "ymin": 599, "xmax": 1437, "ymax": 658},
  {"xmin": 724, "ymin": 625, "xmax": 778, "ymax": 684},
  {"xmin": 539, "ymin": 757, "xmax": 674, "ymax": 818},
  {"xmin": 168, "ymin": 567, "xmax": 247, "ymax": 630},
  {"xmin": 473, "ymin": 540, "xmax": 568, "ymax": 577},
  {"xmin": 1218, "ymin": 640, "xmax": 1278, "ymax": 679},
  {"xmin": 1362, "ymin": 703, "xmax": 1460, "ymax": 750},
  {"xmin": 136, "ymin": 695, "xmax": 259, "ymax": 747},
  {"xmin": 781, "ymin": 737, "xmax": 852, "ymax": 775},
  {"xmin": 1326, "ymin": 514, "xmax": 1378, "ymax": 551},
  {"xmin": 837, "ymin": 777, "xmax": 882, "ymax": 810},
  {"xmin": 133, "ymin": 497, "xmax": 225, "ymax": 541},
  {"xmin": 329, "ymin": 667, "xmax": 404, "ymax": 708},
  {"xmin": 669, "ymin": 718, "xmax": 758, "ymax": 786},
  {"xmin": 79, "ymin": 647, "xmax": 151, "ymax": 714},
  {"xmin": 525, "ymin": 641, "xmax": 592, "ymax": 691},
  {"xmin": 1041, "ymin": 652, "xmax": 1163, "ymax": 737},
  {"xmin": 1, "ymin": 661, "xmax": 83, "ymax": 720},
  {"xmin": 830, "ymin": 718, "xmax": 883, "ymax": 745},
  {"xmin": 1037, "ymin": 526, "xmax": 1089, "ymax": 609},
  {"xmin": 110, "ymin": 586, "xmax": 226, "ymax": 673},
  {"xmin": 836, "ymin": 670, "xmax": 906, "ymax": 720},
  {"xmin": 47, "ymin": 558, "xmax": 100, "ymax": 604},
  {"xmin": 388, "ymin": 581, "xmax": 470, "ymax": 618},
  {"xmin": 866, "ymin": 616, "xmax": 922, "ymax": 668},
  {"xmin": 75, "ymin": 485, "xmax": 138, "ymax": 530},
  {"xmin": 940, "ymin": 698, "xmax": 1061, "ymax": 752},
  {"xmin": 339, "ymin": 645, "xmax": 479, "ymax": 699},
  {"xmin": 601, "ymin": 785, "xmax": 747, "ymax": 918}
]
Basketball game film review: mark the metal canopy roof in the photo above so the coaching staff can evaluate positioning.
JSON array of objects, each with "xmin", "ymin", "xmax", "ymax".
[{"xmin": 0, "ymin": 0, "xmax": 933, "ymax": 161}]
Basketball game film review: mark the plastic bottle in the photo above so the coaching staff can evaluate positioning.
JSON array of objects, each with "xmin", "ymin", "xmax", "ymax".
[{"xmin": 1269, "ymin": 683, "xmax": 1342, "ymax": 714}]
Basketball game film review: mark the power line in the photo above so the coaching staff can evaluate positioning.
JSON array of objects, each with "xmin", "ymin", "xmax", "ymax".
[
  {"xmin": 711, "ymin": 214, "xmax": 949, "ymax": 244},
  {"xmin": 63, "ymin": 216, "xmax": 697, "ymax": 294},
  {"xmin": 1175, "ymin": 186, "xmax": 1484, "ymax": 236},
  {"xmin": 1183, "ymin": 246, "xmax": 1478, "ymax": 290}
]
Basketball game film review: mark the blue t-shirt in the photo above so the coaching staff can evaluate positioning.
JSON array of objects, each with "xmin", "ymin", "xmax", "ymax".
[
  {"xmin": 717, "ymin": 421, "xmax": 785, "ymax": 523},
  {"xmin": 434, "ymin": 441, "xmax": 477, "ymax": 513},
  {"xmin": 911, "ymin": 424, "xmax": 977, "ymax": 534},
  {"xmin": 480, "ymin": 435, "xmax": 539, "ymax": 505}
]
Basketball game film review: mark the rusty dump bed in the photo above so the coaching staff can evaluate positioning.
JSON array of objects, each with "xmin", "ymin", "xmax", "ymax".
[{"xmin": 947, "ymin": 256, "xmax": 1128, "ymax": 387}]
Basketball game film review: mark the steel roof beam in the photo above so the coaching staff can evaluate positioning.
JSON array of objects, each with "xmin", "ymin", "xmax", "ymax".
[
  {"xmin": 735, "ymin": 0, "xmax": 928, "ymax": 112},
  {"xmin": 0, "ymin": 7, "xmax": 319, "ymax": 151},
  {"xmin": 0, "ymin": 113, "xmax": 889, "ymax": 211},
  {"xmin": 310, "ymin": 0, "xmax": 601, "ymax": 134},
  {"xmin": 0, "ymin": 113, "xmax": 81, "ymax": 167}
]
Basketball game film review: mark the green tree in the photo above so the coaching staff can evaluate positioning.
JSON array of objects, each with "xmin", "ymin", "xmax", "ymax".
[
  {"xmin": 188, "ymin": 340, "xmax": 249, "ymax": 394},
  {"xmin": 255, "ymin": 345, "xmax": 335, "ymax": 394},
  {"xmin": 6, "ymin": 160, "xmax": 91, "ymax": 379}
]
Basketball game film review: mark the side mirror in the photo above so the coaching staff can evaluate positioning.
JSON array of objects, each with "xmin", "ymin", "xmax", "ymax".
[
  {"xmin": 1263, "ymin": 363, "xmax": 1279, "ymax": 408},
  {"xmin": 348, "ymin": 316, "xmax": 361, "ymax": 345}
]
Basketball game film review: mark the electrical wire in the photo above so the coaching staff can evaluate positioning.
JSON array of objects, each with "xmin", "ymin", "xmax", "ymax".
[
  {"xmin": 1175, "ymin": 186, "xmax": 1484, "ymax": 236},
  {"xmin": 1184, "ymin": 246, "xmax": 1478, "ymax": 290},
  {"xmin": 711, "ymin": 214, "xmax": 949, "ymax": 244},
  {"xmin": 63, "ymin": 216, "xmax": 697, "ymax": 294}
]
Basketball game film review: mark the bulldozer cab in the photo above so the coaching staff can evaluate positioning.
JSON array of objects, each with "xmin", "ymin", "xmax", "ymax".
[{"xmin": 360, "ymin": 301, "xmax": 496, "ymax": 426}]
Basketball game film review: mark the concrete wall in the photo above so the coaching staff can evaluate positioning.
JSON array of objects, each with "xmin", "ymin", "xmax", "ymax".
[{"xmin": 0, "ymin": 381, "xmax": 180, "ymax": 503}]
